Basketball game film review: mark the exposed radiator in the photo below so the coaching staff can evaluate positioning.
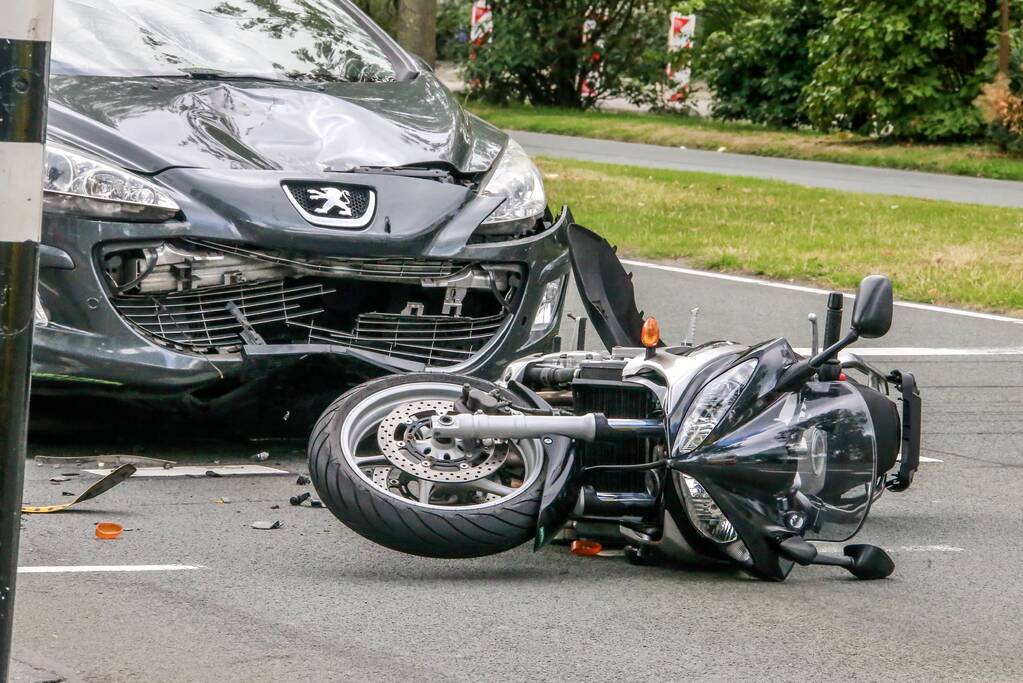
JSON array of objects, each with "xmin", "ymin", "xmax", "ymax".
[{"xmin": 573, "ymin": 381, "xmax": 661, "ymax": 493}]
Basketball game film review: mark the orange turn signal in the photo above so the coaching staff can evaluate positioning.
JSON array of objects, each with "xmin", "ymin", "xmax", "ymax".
[
  {"xmin": 641, "ymin": 317, "xmax": 661, "ymax": 348},
  {"xmin": 570, "ymin": 539, "xmax": 603, "ymax": 557}
]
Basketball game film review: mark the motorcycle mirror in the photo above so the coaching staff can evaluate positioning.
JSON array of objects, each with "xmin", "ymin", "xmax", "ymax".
[
  {"xmin": 775, "ymin": 537, "xmax": 895, "ymax": 580},
  {"xmin": 844, "ymin": 544, "xmax": 895, "ymax": 580},
  {"xmin": 851, "ymin": 275, "xmax": 893, "ymax": 339}
]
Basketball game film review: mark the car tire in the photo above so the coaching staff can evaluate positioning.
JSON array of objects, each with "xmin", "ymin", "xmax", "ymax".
[{"xmin": 308, "ymin": 373, "xmax": 545, "ymax": 559}]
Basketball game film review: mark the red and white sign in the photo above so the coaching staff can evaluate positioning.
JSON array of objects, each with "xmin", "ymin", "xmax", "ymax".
[
  {"xmin": 667, "ymin": 12, "xmax": 696, "ymax": 95},
  {"xmin": 470, "ymin": 0, "xmax": 492, "ymax": 45},
  {"xmin": 668, "ymin": 12, "xmax": 696, "ymax": 51}
]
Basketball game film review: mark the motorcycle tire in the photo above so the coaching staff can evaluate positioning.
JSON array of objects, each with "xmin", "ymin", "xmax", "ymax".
[{"xmin": 308, "ymin": 373, "xmax": 546, "ymax": 559}]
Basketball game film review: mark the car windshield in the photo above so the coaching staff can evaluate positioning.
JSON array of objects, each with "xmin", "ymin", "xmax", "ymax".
[{"xmin": 51, "ymin": 0, "xmax": 399, "ymax": 83}]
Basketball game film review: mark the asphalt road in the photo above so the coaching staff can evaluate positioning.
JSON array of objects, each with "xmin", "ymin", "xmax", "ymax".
[
  {"xmin": 10, "ymin": 265, "xmax": 1023, "ymax": 682},
  {"xmin": 513, "ymin": 130, "xmax": 1023, "ymax": 208}
]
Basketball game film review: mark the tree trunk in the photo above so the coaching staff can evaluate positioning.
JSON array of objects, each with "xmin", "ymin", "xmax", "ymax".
[
  {"xmin": 397, "ymin": 0, "xmax": 437, "ymax": 66},
  {"xmin": 999, "ymin": 0, "xmax": 1010, "ymax": 76}
]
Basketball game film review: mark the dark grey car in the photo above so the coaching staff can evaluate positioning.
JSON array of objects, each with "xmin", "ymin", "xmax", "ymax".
[{"xmin": 34, "ymin": 0, "xmax": 570, "ymax": 434}]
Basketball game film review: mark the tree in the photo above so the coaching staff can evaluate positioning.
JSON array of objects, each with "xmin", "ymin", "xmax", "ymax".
[
  {"xmin": 697, "ymin": 0, "xmax": 825, "ymax": 127},
  {"xmin": 353, "ymin": 0, "xmax": 439, "ymax": 65},
  {"xmin": 397, "ymin": 0, "xmax": 438, "ymax": 64},
  {"xmin": 802, "ymin": 0, "xmax": 1001, "ymax": 140},
  {"xmin": 461, "ymin": 0, "xmax": 675, "ymax": 109}
]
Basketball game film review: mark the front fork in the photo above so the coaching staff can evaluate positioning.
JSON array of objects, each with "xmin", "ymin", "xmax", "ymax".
[{"xmin": 431, "ymin": 412, "xmax": 664, "ymax": 442}]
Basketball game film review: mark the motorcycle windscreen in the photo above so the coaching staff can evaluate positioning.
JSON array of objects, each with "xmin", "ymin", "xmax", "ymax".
[
  {"xmin": 566, "ymin": 224, "xmax": 645, "ymax": 350},
  {"xmin": 679, "ymin": 382, "xmax": 877, "ymax": 543}
]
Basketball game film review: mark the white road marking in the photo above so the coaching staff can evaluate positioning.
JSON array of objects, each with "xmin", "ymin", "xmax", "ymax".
[
  {"xmin": 853, "ymin": 347, "xmax": 1023, "ymax": 357},
  {"xmin": 811, "ymin": 543, "xmax": 963, "ymax": 554},
  {"xmin": 18, "ymin": 564, "xmax": 203, "ymax": 574},
  {"xmin": 893, "ymin": 455, "xmax": 942, "ymax": 463},
  {"xmin": 793, "ymin": 347, "xmax": 1023, "ymax": 357},
  {"xmin": 620, "ymin": 258, "xmax": 1023, "ymax": 325},
  {"xmin": 85, "ymin": 465, "xmax": 290, "ymax": 478}
]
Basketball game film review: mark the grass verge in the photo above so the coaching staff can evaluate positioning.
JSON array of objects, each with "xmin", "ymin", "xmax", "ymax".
[
  {"xmin": 538, "ymin": 157, "xmax": 1023, "ymax": 315},
  {"xmin": 469, "ymin": 103, "xmax": 1023, "ymax": 182}
]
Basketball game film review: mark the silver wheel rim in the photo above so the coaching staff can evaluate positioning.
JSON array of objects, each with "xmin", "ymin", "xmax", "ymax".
[{"xmin": 338, "ymin": 382, "xmax": 544, "ymax": 511}]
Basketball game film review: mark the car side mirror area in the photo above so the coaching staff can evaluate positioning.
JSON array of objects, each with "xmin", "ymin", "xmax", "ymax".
[{"xmin": 851, "ymin": 275, "xmax": 893, "ymax": 339}]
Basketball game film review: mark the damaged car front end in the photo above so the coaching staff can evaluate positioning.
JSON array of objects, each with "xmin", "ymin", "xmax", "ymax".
[{"xmin": 33, "ymin": 0, "xmax": 570, "ymax": 434}]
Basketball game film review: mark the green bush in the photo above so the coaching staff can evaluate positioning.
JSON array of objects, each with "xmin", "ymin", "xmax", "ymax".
[
  {"xmin": 697, "ymin": 0, "xmax": 824, "ymax": 127},
  {"xmin": 461, "ymin": 1, "xmax": 676, "ymax": 109},
  {"xmin": 977, "ymin": 42, "xmax": 1023, "ymax": 154},
  {"xmin": 802, "ymin": 0, "xmax": 999, "ymax": 140},
  {"xmin": 436, "ymin": 0, "xmax": 471, "ymax": 61}
]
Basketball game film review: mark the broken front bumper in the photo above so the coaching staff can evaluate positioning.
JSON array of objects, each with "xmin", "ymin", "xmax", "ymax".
[{"xmin": 32, "ymin": 208, "xmax": 572, "ymax": 394}]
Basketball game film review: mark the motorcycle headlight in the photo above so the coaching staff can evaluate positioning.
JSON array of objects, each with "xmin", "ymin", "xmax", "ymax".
[
  {"xmin": 673, "ymin": 359, "xmax": 757, "ymax": 456},
  {"xmin": 676, "ymin": 471, "xmax": 751, "ymax": 565},
  {"xmin": 44, "ymin": 143, "xmax": 181, "ymax": 221},
  {"xmin": 679, "ymin": 474, "xmax": 738, "ymax": 543},
  {"xmin": 479, "ymin": 139, "xmax": 546, "ymax": 226}
]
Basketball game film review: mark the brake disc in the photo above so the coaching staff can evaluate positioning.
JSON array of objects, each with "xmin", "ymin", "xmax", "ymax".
[
  {"xmin": 376, "ymin": 400, "xmax": 510, "ymax": 483},
  {"xmin": 371, "ymin": 466, "xmax": 402, "ymax": 490}
]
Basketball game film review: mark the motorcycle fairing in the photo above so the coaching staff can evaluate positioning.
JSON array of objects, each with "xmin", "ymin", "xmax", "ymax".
[
  {"xmin": 670, "ymin": 381, "xmax": 878, "ymax": 580},
  {"xmin": 567, "ymin": 224, "xmax": 646, "ymax": 350},
  {"xmin": 887, "ymin": 371, "xmax": 921, "ymax": 491}
]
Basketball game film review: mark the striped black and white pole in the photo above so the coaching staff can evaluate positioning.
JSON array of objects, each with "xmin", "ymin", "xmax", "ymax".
[{"xmin": 0, "ymin": 2, "xmax": 54, "ymax": 679}]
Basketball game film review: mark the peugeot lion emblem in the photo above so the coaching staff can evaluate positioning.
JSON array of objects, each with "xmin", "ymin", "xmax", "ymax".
[
  {"xmin": 308, "ymin": 187, "xmax": 354, "ymax": 217},
  {"xmin": 282, "ymin": 181, "xmax": 376, "ymax": 228}
]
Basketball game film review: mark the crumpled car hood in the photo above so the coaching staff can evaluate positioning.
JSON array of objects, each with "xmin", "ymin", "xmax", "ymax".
[{"xmin": 47, "ymin": 72, "xmax": 505, "ymax": 175}]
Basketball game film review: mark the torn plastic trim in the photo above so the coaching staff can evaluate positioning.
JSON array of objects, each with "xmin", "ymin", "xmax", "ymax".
[
  {"xmin": 101, "ymin": 238, "xmax": 524, "ymax": 294},
  {"xmin": 241, "ymin": 343, "xmax": 425, "ymax": 375},
  {"xmin": 567, "ymin": 224, "xmax": 645, "ymax": 351}
]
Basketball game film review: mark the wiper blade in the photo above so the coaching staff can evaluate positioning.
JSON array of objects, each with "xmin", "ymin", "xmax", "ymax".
[
  {"xmin": 176, "ymin": 67, "xmax": 289, "ymax": 82},
  {"xmin": 341, "ymin": 165, "xmax": 456, "ymax": 183},
  {"xmin": 125, "ymin": 68, "xmax": 292, "ymax": 83}
]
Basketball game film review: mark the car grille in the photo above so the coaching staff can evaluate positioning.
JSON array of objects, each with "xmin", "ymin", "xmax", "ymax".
[
  {"xmin": 289, "ymin": 312, "xmax": 507, "ymax": 366},
  {"xmin": 574, "ymin": 382, "xmax": 661, "ymax": 494},
  {"xmin": 112, "ymin": 278, "xmax": 510, "ymax": 367}
]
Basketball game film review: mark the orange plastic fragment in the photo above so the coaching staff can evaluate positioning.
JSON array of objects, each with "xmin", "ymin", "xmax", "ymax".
[
  {"xmin": 570, "ymin": 539, "xmax": 603, "ymax": 557},
  {"xmin": 95, "ymin": 522, "xmax": 124, "ymax": 540}
]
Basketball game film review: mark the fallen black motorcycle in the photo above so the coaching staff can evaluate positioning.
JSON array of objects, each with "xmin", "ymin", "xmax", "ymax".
[{"xmin": 308, "ymin": 226, "xmax": 922, "ymax": 581}]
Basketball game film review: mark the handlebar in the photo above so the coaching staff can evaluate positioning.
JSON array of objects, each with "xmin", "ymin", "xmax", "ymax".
[{"xmin": 823, "ymin": 292, "xmax": 844, "ymax": 349}]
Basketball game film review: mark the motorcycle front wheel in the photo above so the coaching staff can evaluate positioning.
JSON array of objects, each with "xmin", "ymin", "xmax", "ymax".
[{"xmin": 308, "ymin": 373, "xmax": 546, "ymax": 558}]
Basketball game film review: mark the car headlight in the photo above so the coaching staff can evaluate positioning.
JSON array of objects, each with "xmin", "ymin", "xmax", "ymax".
[
  {"xmin": 673, "ymin": 359, "xmax": 757, "ymax": 456},
  {"xmin": 531, "ymin": 278, "xmax": 564, "ymax": 332},
  {"xmin": 34, "ymin": 292, "xmax": 48, "ymax": 326},
  {"xmin": 480, "ymin": 139, "xmax": 546, "ymax": 226},
  {"xmin": 44, "ymin": 143, "xmax": 180, "ymax": 221}
]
